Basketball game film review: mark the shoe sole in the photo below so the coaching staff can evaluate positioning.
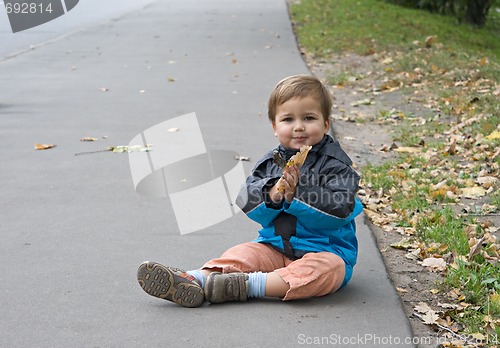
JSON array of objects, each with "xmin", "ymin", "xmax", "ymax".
[{"xmin": 137, "ymin": 262, "xmax": 204, "ymax": 308}]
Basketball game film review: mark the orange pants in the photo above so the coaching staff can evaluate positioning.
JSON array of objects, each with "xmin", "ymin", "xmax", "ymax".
[{"xmin": 202, "ymin": 242, "xmax": 345, "ymax": 300}]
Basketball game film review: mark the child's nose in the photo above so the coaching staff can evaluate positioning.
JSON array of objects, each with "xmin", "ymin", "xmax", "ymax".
[{"xmin": 294, "ymin": 121, "xmax": 305, "ymax": 131}]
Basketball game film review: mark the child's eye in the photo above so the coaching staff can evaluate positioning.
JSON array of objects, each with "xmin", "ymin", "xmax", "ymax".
[
  {"xmin": 305, "ymin": 116, "xmax": 317, "ymax": 121},
  {"xmin": 282, "ymin": 117, "xmax": 293, "ymax": 122}
]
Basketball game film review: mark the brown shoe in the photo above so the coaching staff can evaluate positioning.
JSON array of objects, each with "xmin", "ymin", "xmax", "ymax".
[
  {"xmin": 137, "ymin": 261, "xmax": 204, "ymax": 308},
  {"xmin": 204, "ymin": 272, "xmax": 248, "ymax": 303}
]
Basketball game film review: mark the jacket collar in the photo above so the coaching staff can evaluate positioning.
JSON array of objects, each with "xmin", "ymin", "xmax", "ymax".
[
  {"xmin": 275, "ymin": 134, "xmax": 353, "ymax": 166},
  {"xmin": 277, "ymin": 134, "xmax": 330, "ymax": 160},
  {"xmin": 258, "ymin": 134, "xmax": 354, "ymax": 169}
]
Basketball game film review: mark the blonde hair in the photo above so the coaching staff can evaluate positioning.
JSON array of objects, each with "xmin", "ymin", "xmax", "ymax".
[{"xmin": 267, "ymin": 75, "xmax": 333, "ymax": 123}]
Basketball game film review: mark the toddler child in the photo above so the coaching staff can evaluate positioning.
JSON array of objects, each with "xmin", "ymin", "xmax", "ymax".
[{"xmin": 137, "ymin": 74, "xmax": 363, "ymax": 307}]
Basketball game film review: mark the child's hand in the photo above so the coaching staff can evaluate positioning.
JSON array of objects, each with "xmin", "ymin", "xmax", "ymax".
[{"xmin": 271, "ymin": 165, "xmax": 300, "ymax": 203}]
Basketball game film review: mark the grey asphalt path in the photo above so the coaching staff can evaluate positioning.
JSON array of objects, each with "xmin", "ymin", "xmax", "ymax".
[{"xmin": 0, "ymin": 1, "xmax": 417, "ymax": 347}]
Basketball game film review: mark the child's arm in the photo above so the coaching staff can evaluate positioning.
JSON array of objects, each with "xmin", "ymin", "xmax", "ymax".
[
  {"xmin": 235, "ymin": 157, "xmax": 285, "ymax": 226},
  {"xmin": 284, "ymin": 160, "xmax": 362, "ymax": 229}
]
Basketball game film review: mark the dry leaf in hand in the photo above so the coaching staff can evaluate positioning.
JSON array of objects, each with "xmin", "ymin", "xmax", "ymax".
[
  {"xmin": 34, "ymin": 143, "xmax": 57, "ymax": 150},
  {"xmin": 276, "ymin": 145, "xmax": 312, "ymax": 193}
]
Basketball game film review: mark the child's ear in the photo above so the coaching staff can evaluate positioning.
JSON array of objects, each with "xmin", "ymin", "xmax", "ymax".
[
  {"xmin": 324, "ymin": 118, "xmax": 330, "ymax": 133},
  {"xmin": 272, "ymin": 122, "xmax": 277, "ymax": 133}
]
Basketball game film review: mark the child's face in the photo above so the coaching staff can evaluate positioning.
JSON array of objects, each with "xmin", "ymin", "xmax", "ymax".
[{"xmin": 272, "ymin": 96, "xmax": 330, "ymax": 150}]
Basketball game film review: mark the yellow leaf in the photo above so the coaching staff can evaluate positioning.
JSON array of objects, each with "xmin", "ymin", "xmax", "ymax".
[
  {"xmin": 34, "ymin": 143, "xmax": 57, "ymax": 150},
  {"xmin": 471, "ymin": 333, "xmax": 486, "ymax": 342},
  {"xmin": 490, "ymin": 293, "xmax": 500, "ymax": 307},
  {"xmin": 486, "ymin": 130, "xmax": 500, "ymax": 140},
  {"xmin": 479, "ymin": 57, "xmax": 489, "ymax": 66},
  {"xmin": 394, "ymin": 147, "xmax": 422, "ymax": 153}
]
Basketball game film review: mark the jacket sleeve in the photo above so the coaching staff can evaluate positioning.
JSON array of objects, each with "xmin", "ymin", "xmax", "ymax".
[
  {"xmin": 285, "ymin": 159, "xmax": 361, "ymax": 230},
  {"xmin": 235, "ymin": 157, "xmax": 284, "ymax": 227}
]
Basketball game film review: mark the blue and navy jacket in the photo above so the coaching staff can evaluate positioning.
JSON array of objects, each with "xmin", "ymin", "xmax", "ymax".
[{"xmin": 236, "ymin": 135, "xmax": 363, "ymax": 287}]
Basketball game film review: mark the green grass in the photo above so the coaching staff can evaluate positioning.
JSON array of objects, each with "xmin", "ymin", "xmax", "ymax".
[
  {"xmin": 415, "ymin": 208, "xmax": 470, "ymax": 255},
  {"xmin": 290, "ymin": 0, "xmax": 500, "ymax": 61}
]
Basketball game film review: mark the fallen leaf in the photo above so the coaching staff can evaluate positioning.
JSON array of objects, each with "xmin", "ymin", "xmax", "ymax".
[
  {"xmin": 235, "ymin": 155, "xmax": 251, "ymax": 161},
  {"xmin": 390, "ymin": 238, "xmax": 414, "ymax": 250},
  {"xmin": 394, "ymin": 147, "xmax": 422, "ymax": 153},
  {"xmin": 468, "ymin": 237, "xmax": 485, "ymax": 260},
  {"xmin": 99, "ymin": 87, "xmax": 109, "ymax": 92},
  {"xmin": 422, "ymin": 257, "xmax": 447, "ymax": 271},
  {"xmin": 34, "ymin": 143, "xmax": 57, "ymax": 150},
  {"xmin": 422, "ymin": 311, "xmax": 439, "ymax": 325},
  {"xmin": 351, "ymin": 98, "xmax": 375, "ymax": 107},
  {"xmin": 486, "ymin": 130, "xmax": 500, "ymax": 140},
  {"xmin": 405, "ymin": 248, "xmax": 421, "ymax": 260},
  {"xmin": 168, "ymin": 128, "xmax": 180, "ymax": 133},
  {"xmin": 471, "ymin": 333, "xmax": 486, "ymax": 342},
  {"xmin": 80, "ymin": 137, "xmax": 98, "ymax": 142},
  {"xmin": 446, "ymin": 141, "xmax": 457, "ymax": 155},
  {"xmin": 460, "ymin": 186, "xmax": 486, "ymax": 198},
  {"xmin": 396, "ymin": 287, "xmax": 408, "ymax": 293},
  {"xmin": 109, "ymin": 145, "xmax": 152, "ymax": 153},
  {"xmin": 479, "ymin": 57, "xmax": 489, "ymax": 66},
  {"xmin": 424, "ymin": 35, "xmax": 438, "ymax": 48},
  {"xmin": 415, "ymin": 302, "xmax": 433, "ymax": 314},
  {"xmin": 476, "ymin": 176, "xmax": 498, "ymax": 189},
  {"xmin": 381, "ymin": 57, "xmax": 393, "ymax": 64},
  {"xmin": 167, "ymin": 77, "xmax": 176, "ymax": 82}
]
